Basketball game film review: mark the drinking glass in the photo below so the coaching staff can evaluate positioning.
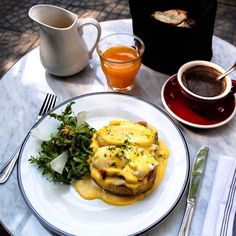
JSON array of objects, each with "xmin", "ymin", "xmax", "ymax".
[{"xmin": 97, "ymin": 33, "xmax": 145, "ymax": 92}]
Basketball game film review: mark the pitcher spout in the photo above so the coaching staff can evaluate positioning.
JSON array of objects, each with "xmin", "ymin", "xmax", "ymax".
[{"xmin": 28, "ymin": 4, "xmax": 77, "ymax": 30}]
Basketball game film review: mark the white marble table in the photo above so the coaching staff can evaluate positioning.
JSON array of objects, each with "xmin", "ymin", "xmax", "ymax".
[{"xmin": 0, "ymin": 19, "xmax": 236, "ymax": 236}]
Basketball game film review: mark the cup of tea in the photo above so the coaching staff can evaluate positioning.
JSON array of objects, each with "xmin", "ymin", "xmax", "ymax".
[
  {"xmin": 177, "ymin": 60, "xmax": 236, "ymax": 109},
  {"xmin": 97, "ymin": 33, "xmax": 145, "ymax": 92}
]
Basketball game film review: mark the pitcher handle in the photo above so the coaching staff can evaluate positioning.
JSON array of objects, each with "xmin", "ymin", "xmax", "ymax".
[{"xmin": 77, "ymin": 18, "xmax": 101, "ymax": 59}]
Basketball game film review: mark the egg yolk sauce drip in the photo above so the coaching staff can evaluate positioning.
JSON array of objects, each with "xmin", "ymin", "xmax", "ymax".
[{"xmin": 74, "ymin": 120, "xmax": 169, "ymax": 206}]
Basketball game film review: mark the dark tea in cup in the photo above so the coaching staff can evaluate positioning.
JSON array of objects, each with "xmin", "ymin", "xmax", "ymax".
[
  {"xmin": 177, "ymin": 61, "xmax": 235, "ymax": 105},
  {"xmin": 182, "ymin": 65, "xmax": 225, "ymax": 97}
]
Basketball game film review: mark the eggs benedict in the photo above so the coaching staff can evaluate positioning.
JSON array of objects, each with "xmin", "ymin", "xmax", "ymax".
[{"xmin": 89, "ymin": 120, "xmax": 162, "ymax": 196}]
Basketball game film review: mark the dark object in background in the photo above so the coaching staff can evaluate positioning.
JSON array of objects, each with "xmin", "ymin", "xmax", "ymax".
[
  {"xmin": 0, "ymin": 221, "xmax": 11, "ymax": 236},
  {"xmin": 129, "ymin": 0, "xmax": 217, "ymax": 75}
]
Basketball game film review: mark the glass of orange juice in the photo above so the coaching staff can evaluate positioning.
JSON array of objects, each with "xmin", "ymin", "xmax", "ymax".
[{"xmin": 97, "ymin": 33, "xmax": 145, "ymax": 92}]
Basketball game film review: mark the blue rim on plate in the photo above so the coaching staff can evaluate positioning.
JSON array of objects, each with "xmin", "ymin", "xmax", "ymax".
[{"xmin": 17, "ymin": 92, "xmax": 190, "ymax": 236}]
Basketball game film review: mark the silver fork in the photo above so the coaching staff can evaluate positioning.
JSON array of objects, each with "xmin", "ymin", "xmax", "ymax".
[{"xmin": 0, "ymin": 93, "xmax": 57, "ymax": 184}]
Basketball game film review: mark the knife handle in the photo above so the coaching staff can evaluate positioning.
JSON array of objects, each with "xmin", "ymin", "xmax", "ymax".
[{"xmin": 178, "ymin": 202, "xmax": 195, "ymax": 236}]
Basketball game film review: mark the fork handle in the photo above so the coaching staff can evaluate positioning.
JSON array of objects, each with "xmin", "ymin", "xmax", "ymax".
[
  {"xmin": 0, "ymin": 116, "xmax": 41, "ymax": 184},
  {"xmin": 0, "ymin": 146, "xmax": 21, "ymax": 184},
  {"xmin": 0, "ymin": 94, "xmax": 57, "ymax": 184}
]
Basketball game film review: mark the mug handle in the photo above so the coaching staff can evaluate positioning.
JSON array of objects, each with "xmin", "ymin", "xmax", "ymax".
[
  {"xmin": 231, "ymin": 79, "xmax": 236, "ymax": 94},
  {"xmin": 77, "ymin": 18, "xmax": 101, "ymax": 59}
]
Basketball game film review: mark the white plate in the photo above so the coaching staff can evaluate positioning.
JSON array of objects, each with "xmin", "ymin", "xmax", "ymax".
[{"xmin": 18, "ymin": 92, "xmax": 190, "ymax": 236}]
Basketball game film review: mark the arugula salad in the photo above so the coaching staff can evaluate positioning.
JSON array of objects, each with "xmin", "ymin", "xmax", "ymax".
[{"xmin": 29, "ymin": 102, "xmax": 95, "ymax": 184}]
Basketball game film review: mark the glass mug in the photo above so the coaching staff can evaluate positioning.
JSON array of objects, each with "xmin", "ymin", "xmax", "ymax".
[{"xmin": 97, "ymin": 33, "xmax": 145, "ymax": 92}]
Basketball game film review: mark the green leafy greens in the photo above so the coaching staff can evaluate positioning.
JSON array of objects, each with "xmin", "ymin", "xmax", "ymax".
[{"xmin": 29, "ymin": 102, "xmax": 95, "ymax": 184}]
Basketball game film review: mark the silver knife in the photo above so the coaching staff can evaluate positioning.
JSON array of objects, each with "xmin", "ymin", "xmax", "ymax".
[{"xmin": 178, "ymin": 146, "xmax": 209, "ymax": 236}]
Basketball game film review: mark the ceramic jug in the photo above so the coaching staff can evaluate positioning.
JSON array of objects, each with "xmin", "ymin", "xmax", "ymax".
[{"xmin": 29, "ymin": 4, "xmax": 101, "ymax": 76}]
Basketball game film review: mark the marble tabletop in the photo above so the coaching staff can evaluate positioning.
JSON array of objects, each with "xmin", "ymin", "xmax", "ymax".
[{"xmin": 0, "ymin": 19, "xmax": 236, "ymax": 236}]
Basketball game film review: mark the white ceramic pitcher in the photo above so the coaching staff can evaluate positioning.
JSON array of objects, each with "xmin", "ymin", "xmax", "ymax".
[{"xmin": 29, "ymin": 4, "xmax": 101, "ymax": 76}]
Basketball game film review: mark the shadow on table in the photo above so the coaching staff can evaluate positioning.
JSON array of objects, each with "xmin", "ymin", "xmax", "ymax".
[{"xmin": 45, "ymin": 63, "xmax": 106, "ymax": 102}]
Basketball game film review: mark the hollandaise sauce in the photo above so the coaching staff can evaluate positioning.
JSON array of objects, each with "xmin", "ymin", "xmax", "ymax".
[{"xmin": 73, "ymin": 140, "xmax": 169, "ymax": 206}]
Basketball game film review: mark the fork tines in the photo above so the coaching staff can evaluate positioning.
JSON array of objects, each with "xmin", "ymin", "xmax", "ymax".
[{"xmin": 39, "ymin": 93, "xmax": 57, "ymax": 116}]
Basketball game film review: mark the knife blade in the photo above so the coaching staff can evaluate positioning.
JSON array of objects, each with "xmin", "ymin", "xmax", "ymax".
[{"xmin": 178, "ymin": 146, "xmax": 209, "ymax": 236}]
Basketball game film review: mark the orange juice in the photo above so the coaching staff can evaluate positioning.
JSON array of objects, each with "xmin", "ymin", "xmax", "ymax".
[{"xmin": 100, "ymin": 45, "xmax": 141, "ymax": 91}]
